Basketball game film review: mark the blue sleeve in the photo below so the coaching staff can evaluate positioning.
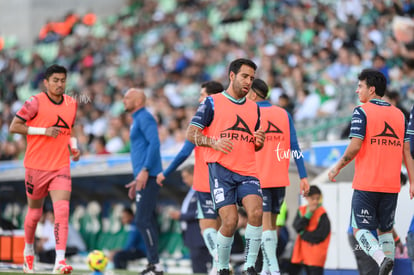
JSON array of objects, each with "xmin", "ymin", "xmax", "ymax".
[
  {"xmin": 349, "ymin": 107, "xmax": 366, "ymax": 140},
  {"xmin": 124, "ymin": 226, "xmax": 140, "ymax": 250},
  {"xmin": 288, "ymin": 113, "xmax": 307, "ymax": 179},
  {"xmin": 190, "ymin": 96, "xmax": 214, "ymax": 129},
  {"xmin": 255, "ymin": 105, "xmax": 261, "ymax": 131},
  {"xmin": 163, "ymin": 140, "xmax": 195, "ymax": 177},
  {"xmin": 408, "ymin": 106, "xmax": 414, "ymax": 158},
  {"xmin": 140, "ymin": 113, "xmax": 161, "ymax": 169}
]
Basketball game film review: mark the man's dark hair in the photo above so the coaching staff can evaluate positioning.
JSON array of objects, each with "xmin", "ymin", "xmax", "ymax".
[
  {"xmin": 44, "ymin": 64, "xmax": 67, "ymax": 80},
  {"xmin": 251, "ymin": 78, "xmax": 269, "ymax": 99},
  {"xmin": 357, "ymin": 69, "xmax": 387, "ymax": 97},
  {"xmin": 228, "ymin": 58, "xmax": 257, "ymax": 76},
  {"xmin": 201, "ymin": 81, "xmax": 224, "ymax": 95}
]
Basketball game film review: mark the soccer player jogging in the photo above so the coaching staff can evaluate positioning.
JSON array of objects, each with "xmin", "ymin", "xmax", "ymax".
[
  {"xmin": 123, "ymin": 88, "xmax": 164, "ymax": 275},
  {"xmin": 9, "ymin": 64, "xmax": 79, "ymax": 274},
  {"xmin": 186, "ymin": 58, "xmax": 265, "ymax": 275},
  {"xmin": 328, "ymin": 69, "xmax": 414, "ymax": 275},
  {"xmin": 246, "ymin": 79, "xmax": 309, "ymax": 275},
  {"xmin": 156, "ymin": 81, "xmax": 224, "ymax": 275}
]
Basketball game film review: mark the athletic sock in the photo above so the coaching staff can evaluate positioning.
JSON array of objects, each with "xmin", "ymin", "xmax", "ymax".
[
  {"xmin": 55, "ymin": 250, "xmax": 65, "ymax": 265},
  {"xmin": 262, "ymin": 230, "xmax": 280, "ymax": 272},
  {"xmin": 244, "ymin": 224, "xmax": 262, "ymax": 271},
  {"xmin": 203, "ymin": 227, "xmax": 218, "ymax": 268},
  {"xmin": 24, "ymin": 207, "xmax": 43, "ymax": 248},
  {"xmin": 379, "ymin": 233, "xmax": 395, "ymax": 260},
  {"xmin": 355, "ymin": 229, "xmax": 385, "ymax": 266},
  {"xmin": 53, "ymin": 200, "xmax": 69, "ymax": 251},
  {"xmin": 216, "ymin": 231, "xmax": 234, "ymax": 271}
]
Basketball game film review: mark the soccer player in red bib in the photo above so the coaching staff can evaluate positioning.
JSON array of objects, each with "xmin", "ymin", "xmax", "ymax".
[
  {"xmin": 9, "ymin": 64, "xmax": 79, "ymax": 274},
  {"xmin": 247, "ymin": 79, "xmax": 310, "ymax": 275},
  {"xmin": 187, "ymin": 58, "xmax": 265, "ymax": 275},
  {"xmin": 329, "ymin": 69, "xmax": 414, "ymax": 275}
]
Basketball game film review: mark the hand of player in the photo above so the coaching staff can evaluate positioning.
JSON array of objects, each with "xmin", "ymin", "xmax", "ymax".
[
  {"xmin": 71, "ymin": 148, "xmax": 80, "ymax": 161},
  {"xmin": 156, "ymin": 172, "xmax": 165, "ymax": 186},
  {"xmin": 125, "ymin": 180, "xmax": 136, "ymax": 200},
  {"xmin": 410, "ymin": 181, "xmax": 414, "ymax": 199},
  {"xmin": 300, "ymin": 178, "xmax": 310, "ymax": 196},
  {"xmin": 328, "ymin": 167, "xmax": 339, "ymax": 182},
  {"xmin": 168, "ymin": 209, "xmax": 180, "ymax": 220},
  {"xmin": 211, "ymin": 138, "xmax": 233, "ymax": 154},
  {"xmin": 395, "ymin": 239, "xmax": 404, "ymax": 254},
  {"xmin": 254, "ymin": 127, "xmax": 265, "ymax": 147},
  {"xmin": 45, "ymin": 126, "xmax": 61, "ymax": 138},
  {"xmin": 135, "ymin": 170, "xmax": 149, "ymax": 191}
]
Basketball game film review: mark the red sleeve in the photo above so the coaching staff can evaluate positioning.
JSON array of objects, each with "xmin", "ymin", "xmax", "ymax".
[{"xmin": 16, "ymin": 96, "xmax": 39, "ymax": 122}]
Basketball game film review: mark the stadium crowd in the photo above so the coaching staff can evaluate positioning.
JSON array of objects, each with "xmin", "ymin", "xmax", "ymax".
[{"xmin": 1, "ymin": 0, "xmax": 414, "ymax": 162}]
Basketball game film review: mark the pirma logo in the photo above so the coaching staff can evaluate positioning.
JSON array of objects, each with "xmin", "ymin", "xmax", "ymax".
[
  {"xmin": 223, "ymin": 115, "xmax": 252, "ymax": 135},
  {"xmin": 53, "ymin": 115, "xmax": 70, "ymax": 129},
  {"xmin": 370, "ymin": 122, "xmax": 401, "ymax": 146},
  {"xmin": 220, "ymin": 115, "xmax": 255, "ymax": 143},
  {"xmin": 264, "ymin": 121, "xmax": 283, "ymax": 134}
]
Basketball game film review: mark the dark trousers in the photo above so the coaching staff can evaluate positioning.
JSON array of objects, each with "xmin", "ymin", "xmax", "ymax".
[
  {"xmin": 135, "ymin": 177, "xmax": 160, "ymax": 264},
  {"xmin": 288, "ymin": 263, "xmax": 324, "ymax": 275},
  {"xmin": 113, "ymin": 249, "xmax": 146, "ymax": 269},
  {"xmin": 38, "ymin": 247, "xmax": 78, "ymax": 264},
  {"xmin": 189, "ymin": 245, "xmax": 212, "ymax": 274}
]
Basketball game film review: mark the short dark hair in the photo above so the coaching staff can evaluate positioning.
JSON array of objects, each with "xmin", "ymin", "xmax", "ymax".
[
  {"xmin": 201, "ymin": 81, "xmax": 224, "ymax": 95},
  {"xmin": 44, "ymin": 64, "xmax": 67, "ymax": 80},
  {"xmin": 307, "ymin": 185, "xmax": 322, "ymax": 197},
  {"xmin": 385, "ymin": 90, "xmax": 400, "ymax": 101},
  {"xmin": 358, "ymin": 69, "xmax": 387, "ymax": 97},
  {"xmin": 228, "ymin": 58, "xmax": 257, "ymax": 77},
  {"xmin": 123, "ymin": 207, "xmax": 134, "ymax": 216},
  {"xmin": 251, "ymin": 78, "xmax": 269, "ymax": 99},
  {"xmin": 181, "ymin": 164, "xmax": 194, "ymax": 175}
]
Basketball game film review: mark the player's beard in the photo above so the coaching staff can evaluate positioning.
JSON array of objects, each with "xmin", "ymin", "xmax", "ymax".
[{"xmin": 232, "ymin": 81, "xmax": 248, "ymax": 99}]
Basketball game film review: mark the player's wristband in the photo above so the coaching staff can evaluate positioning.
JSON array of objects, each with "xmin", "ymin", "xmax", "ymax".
[
  {"xmin": 394, "ymin": 236, "xmax": 401, "ymax": 244},
  {"xmin": 70, "ymin": 137, "xmax": 78, "ymax": 149},
  {"xmin": 27, "ymin": 127, "xmax": 46, "ymax": 135}
]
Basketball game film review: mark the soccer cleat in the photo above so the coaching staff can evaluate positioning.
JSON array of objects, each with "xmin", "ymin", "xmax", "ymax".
[
  {"xmin": 379, "ymin": 257, "xmax": 393, "ymax": 275},
  {"xmin": 53, "ymin": 259, "xmax": 73, "ymax": 274},
  {"xmin": 23, "ymin": 254, "xmax": 35, "ymax": 273},
  {"xmin": 218, "ymin": 269, "xmax": 231, "ymax": 275},
  {"xmin": 140, "ymin": 263, "xmax": 163, "ymax": 275},
  {"xmin": 242, "ymin": 266, "xmax": 258, "ymax": 275}
]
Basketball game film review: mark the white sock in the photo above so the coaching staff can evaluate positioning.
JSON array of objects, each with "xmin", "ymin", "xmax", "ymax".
[
  {"xmin": 24, "ymin": 243, "xmax": 34, "ymax": 255},
  {"xmin": 154, "ymin": 262, "xmax": 163, "ymax": 271},
  {"xmin": 379, "ymin": 233, "xmax": 395, "ymax": 260},
  {"xmin": 55, "ymin": 250, "xmax": 65, "ymax": 265},
  {"xmin": 372, "ymin": 250, "xmax": 386, "ymax": 266}
]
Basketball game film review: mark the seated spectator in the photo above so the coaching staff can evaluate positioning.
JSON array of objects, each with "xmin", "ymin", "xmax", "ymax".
[
  {"xmin": 294, "ymin": 89, "xmax": 321, "ymax": 122},
  {"xmin": 92, "ymin": 136, "xmax": 110, "ymax": 155},
  {"xmin": 108, "ymin": 207, "xmax": 146, "ymax": 270}
]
